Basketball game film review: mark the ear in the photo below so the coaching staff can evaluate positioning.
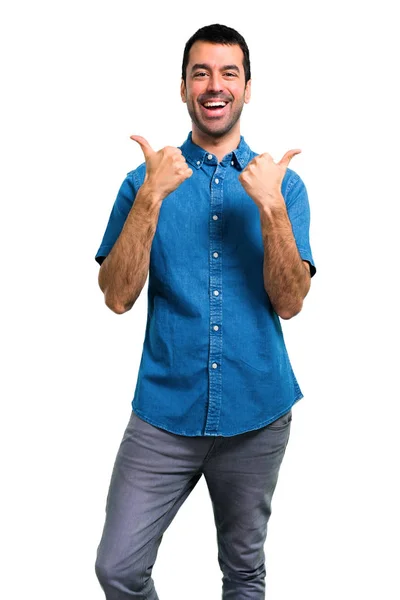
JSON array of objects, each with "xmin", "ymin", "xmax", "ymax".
[
  {"xmin": 244, "ymin": 79, "xmax": 252, "ymax": 104},
  {"xmin": 180, "ymin": 79, "xmax": 187, "ymax": 103}
]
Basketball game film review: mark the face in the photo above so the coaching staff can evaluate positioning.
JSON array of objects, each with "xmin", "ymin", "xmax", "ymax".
[{"xmin": 181, "ymin": 41, "xmax": 251, "ymax": 139}]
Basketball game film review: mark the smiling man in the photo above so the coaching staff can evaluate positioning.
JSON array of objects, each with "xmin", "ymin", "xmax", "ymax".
[{"xmin": 94, "ymin": 24, "xmax": 316, "ymax": 600}]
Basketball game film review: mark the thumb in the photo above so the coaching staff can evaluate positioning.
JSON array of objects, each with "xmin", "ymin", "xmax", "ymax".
[
  {"xmin": 130, "ymin": 135, "xmax": 155, "ymax": 160},
  {"xmin": 278, "ymin": 149, "xmax": 302, "ymax": 169}
]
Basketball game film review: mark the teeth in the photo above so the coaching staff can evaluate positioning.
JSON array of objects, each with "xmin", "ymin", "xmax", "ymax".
[{"xmin": 204, "ymin": 102, "xmax": 227, "ymax": 108}]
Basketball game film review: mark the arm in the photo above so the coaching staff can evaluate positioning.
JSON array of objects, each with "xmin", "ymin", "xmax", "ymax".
[
  {"xmin": 239, "ymin": 149, "xmax": 313, "ymax": 319},
  {"xmin": 259, "ymin": 203, "xmax": 310, "ymax": 319},
  {"xmin": 98, "ymin": 185, "xmax": 162, "ymax": 314},
  {"xmin": 98, "ymin": 135, "xmax": 192, "ymax": 314}
]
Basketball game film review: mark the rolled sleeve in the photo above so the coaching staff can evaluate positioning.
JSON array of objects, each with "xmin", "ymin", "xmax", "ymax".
[
  {"xmin": 283, "ymin": 170, "xmax": 316, "ymax": 277},
  {"xmin": 95, "ymin": 171, "xmax": 138, "ymax": 265}
]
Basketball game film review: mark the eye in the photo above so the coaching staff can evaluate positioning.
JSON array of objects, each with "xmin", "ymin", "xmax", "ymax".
[
  {"xmin": 194, "ymin": 71, "xmax": 207, "ymax": 78},
  {"xmin": 224, "ymin": 72, "xmax": 237, "ymax": 77}
]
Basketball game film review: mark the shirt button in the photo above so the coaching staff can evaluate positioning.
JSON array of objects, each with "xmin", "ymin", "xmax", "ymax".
[
  {"xmin": 231, "ymin": 160, "xmax": 234, "ymax": 166},
  {"xmin": 212, "ymin": 362, "xmax": 218, "ymax": 369},
  {"xmin": 196, "ymin": 160, "xmax": 201, "ymax": 165},
  {"xmin": 213, "ymin": 290, "xmax": 219, "ymax": 296},
  {"xmin": 213, "ymin": 325, "xmax": 219, "ymax": 331},
  {"xmin": 213, "ymin": 252, "xmax": 219, "ymax": 258},
  {"xmin": 207, "ymin": 154, "xmax": 213, "ymax": 160},
  {"xmin": 213, "ymin": 215, "xmax": 218, "ymax": 220},
  {"xmin": 215, "ymin": 178, "xmax": 219, "ymax": 184}
]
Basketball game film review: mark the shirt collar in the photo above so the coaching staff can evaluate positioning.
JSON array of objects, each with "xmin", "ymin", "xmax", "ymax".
[{"xmin": 180, "ymin": 132, "xmax": 251, "ymax": 171}]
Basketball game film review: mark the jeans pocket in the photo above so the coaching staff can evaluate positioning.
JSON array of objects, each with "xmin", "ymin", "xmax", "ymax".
[{"xmin": 267, "ymin": 409, "xmax": 292, "ymax": 431}]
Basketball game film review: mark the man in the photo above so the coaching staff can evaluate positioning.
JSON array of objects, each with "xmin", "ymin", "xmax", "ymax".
[{"xmin": 94, "ymin": 23, "xmax": 316, "ymax": 600}]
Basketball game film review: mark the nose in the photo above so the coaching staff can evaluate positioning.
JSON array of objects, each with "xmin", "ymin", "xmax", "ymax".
[{"xmin": 207, "ymin": 71, "xmax": 224, "ymax": 93}]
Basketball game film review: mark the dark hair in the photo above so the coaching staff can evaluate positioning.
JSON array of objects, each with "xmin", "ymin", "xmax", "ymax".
[{"xmin": 182, "ymin": 24, "xmax": 251, "ymax": 84}]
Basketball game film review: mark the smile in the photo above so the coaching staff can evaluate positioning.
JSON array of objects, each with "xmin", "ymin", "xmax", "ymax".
[
  {"xmin": 203, "ymin": 101, "xmax": 227, "ymax": 108},
  {"xmin": 200, "ymin": 100, "xmax": 229, "ymax": 117}
]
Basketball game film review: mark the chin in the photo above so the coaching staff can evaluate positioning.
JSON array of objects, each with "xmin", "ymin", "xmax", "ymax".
[{"xmin": 197, "ymin": 119, "xmax": 235, "ymax": 139}]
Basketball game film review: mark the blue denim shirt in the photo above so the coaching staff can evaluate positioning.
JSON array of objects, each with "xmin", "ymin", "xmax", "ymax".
[{"xmin": 95, "ymin": 132, "xmax": 316, "ymax": 436}]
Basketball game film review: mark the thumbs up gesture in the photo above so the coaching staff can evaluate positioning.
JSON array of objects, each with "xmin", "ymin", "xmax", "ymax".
[
  {"xmin": 239, "ymin": 149, "xmax": 301, "ymax": 210},
  {"xmin": 130, "ymin": 135, "xmax": 193, "ymax": 201}
]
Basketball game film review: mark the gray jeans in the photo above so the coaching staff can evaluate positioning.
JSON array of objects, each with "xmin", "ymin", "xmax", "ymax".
[{"xmin": 95, "ymin": 409, "xmax": 292, "ymax": 599}]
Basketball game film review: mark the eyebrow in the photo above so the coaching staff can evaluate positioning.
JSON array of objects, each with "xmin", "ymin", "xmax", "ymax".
[{"xmin": 191, "ymin": 63, "xmax": 240, "ymax": 73}]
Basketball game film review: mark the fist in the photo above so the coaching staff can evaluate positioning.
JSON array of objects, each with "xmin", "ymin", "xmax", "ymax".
[
  {"xmin": 130, "ymin": 135, "xmax": 192, "ymax": 200},
  {"xmin": 239, "ymin": 149, "xmax": 301, "ymax": 209}
]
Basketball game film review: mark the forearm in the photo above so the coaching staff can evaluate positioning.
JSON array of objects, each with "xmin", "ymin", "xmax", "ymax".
[
  {"xmin": 259, "ymin": 201, "xmax": 310, "ymax": 319},
  {"xmin": 98, "ymin": 184, "xmax": 162, "ymax": 314}
]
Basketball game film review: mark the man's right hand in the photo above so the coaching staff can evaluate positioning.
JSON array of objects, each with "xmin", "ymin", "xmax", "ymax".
[{"xmin": 130, "ymin": 135, "xmax": 193, "ymax": 201}]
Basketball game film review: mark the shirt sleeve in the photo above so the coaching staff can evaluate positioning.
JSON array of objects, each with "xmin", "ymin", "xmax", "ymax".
[
  {"xmin": 94, "ymin": 171, "xmax": 138, "ymax": 265},
  {"xmin": 283, "ymin": 171, "xmax": 316, "ymax": 277}
]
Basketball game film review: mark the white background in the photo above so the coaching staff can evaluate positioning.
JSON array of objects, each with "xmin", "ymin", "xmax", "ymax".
[{"xmin": 1, "ymin": 1, "xmax": 399, "ymax": 598}]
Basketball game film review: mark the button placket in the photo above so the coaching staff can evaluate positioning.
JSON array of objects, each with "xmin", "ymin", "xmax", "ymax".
[{"xmin": 205, "ymin": 164, "xmax": 225, "ymax": 434}]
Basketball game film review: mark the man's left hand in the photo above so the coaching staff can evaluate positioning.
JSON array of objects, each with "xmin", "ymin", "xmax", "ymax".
[{"xmin": 238, "ymin": 149, "xmax": 301, "ymax": 210}]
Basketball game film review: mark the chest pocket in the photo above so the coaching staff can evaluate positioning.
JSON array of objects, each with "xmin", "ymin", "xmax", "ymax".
[{"xmin": 222, "ymin": 190, "xmax": 264, "ymax": 265}]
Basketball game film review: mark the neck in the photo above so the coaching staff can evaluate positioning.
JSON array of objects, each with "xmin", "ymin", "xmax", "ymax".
[{"xmin": 191, "ymin": 124, "xmax": 241, "ymax": 163}]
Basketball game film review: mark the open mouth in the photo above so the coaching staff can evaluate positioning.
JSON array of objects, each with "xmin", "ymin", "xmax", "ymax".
[{"xmin": 200, "ymin": 100, "xmax": 229, "ymax": 117}]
